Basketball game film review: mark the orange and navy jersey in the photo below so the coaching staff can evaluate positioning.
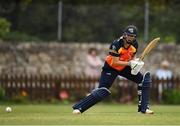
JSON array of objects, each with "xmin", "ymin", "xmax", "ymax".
[{"xmin": 105, "ymin": 37, "xmax": 138, "ymax": 71}]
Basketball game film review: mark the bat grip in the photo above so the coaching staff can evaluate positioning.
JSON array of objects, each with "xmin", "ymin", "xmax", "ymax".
[{"xmin": 139, "ymin": 55, "xmax": 144, "ymax": 61}]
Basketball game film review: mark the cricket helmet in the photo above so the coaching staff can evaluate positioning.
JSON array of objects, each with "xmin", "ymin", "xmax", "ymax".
[{"xmin": 123, "ymin": 25, "xmax": 138, "ymax": 37}]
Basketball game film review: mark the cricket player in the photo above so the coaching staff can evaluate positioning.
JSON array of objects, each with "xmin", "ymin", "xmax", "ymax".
[{"xmin": 72, "ymin": 25, "xmax": 154, "ymax": 114}]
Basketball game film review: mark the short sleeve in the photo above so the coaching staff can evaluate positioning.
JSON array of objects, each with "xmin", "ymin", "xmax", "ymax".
[{"xmin": 109, "ymin": 40, "xmax": 121, "ymax": 57}]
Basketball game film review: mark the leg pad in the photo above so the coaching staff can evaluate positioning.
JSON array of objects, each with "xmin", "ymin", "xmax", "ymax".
[
  {"xmin": 141, "ymin": 71, "xmax": 151, "ymax": 113},
  {"xmin": 72, "ymin": 87, "xmax": 111, "ymax": 113}
]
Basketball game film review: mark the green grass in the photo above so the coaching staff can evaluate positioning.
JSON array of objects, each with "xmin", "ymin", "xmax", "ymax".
[{"xmin": 0, "ymin": 104, "xmax": 180, "ymax": 125}]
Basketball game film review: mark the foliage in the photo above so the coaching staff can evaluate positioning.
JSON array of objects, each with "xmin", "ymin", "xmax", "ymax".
[
  {"xmin": 0, "ymin": 18, "xmax": 11, "ymax": 39},
  {"xmin": 17, "ymin": 3, "xmax": 57, "ymax": 41},
  {"xmin": 0, "ymin": 86, "xmax": 5, "ymax": 100},
  {"xmin": 163, "ymin": 89, "xmax": 180, "ymax": 104},
  {"xmin": 11, "ymin": 94, "xmax": 29, "ymax": 104},
  {"xmin": 0, "ymin": 17, "xmax": 41, "ymax": 42},
  {"xmin": 63, "ymin": 4, "xmax": 144, "ymax": 42},
  {"xmin": 0, "ymin": 0, "xmax": 180, "ymax": 42},
  {"xmin": 3, "ymin": 31, "xmax": 41, "ymax": 42}
]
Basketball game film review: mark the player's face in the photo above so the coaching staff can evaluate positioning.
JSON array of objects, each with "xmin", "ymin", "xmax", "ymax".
[{"xmin": 125, "ymin": 34, "xmax": 136, "ymax": 44}]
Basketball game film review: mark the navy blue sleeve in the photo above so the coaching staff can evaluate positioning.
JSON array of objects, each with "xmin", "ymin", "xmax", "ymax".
[{"xmin": 109, "ymin": 40, "xmax": 121, "ymax": 57}]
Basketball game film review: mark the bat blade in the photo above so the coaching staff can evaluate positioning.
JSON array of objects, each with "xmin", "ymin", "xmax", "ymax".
[{"xmin": 139, "ymin": 37, "xmax": 160, "ymax": 61}]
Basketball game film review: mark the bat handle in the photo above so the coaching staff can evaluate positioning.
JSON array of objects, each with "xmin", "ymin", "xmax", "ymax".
[{"xmin": 139, "ymin": 56, "xmax": 144, "ymax": 61}]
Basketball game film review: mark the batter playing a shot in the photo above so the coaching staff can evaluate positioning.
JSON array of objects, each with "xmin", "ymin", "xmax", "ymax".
[{"xmin": 72, "ymin": 25, "xmax": 154, "ymax": 114}]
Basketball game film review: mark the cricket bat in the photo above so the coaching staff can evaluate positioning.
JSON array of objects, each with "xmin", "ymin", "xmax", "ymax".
[
  {"xmin": 139, "ymin": 37, "xmax": 160, "ymax": 61},
  {"xmin": 131, "ymin": 37, "xmax": 160, "ymax": 75}
]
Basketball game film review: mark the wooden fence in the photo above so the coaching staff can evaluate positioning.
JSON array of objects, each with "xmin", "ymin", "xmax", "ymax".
[{"xmin": 0, "ymin": 74, "xmax": 180, "ymax": 102}]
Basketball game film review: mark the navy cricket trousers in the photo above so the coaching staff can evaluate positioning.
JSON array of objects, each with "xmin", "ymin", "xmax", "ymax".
[{"xmin": 98, "ymin": 62, "xmax": 143, "ymax": 89}]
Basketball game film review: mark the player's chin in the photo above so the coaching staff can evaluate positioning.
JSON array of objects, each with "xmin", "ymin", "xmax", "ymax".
[{"xmin": 127, "ymin": 41, "xmax": 133, "ymax": 45}]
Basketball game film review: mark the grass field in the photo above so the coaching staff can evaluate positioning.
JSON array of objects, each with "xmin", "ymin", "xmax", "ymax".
[{"xmin": 0, "ymin": 104, "xmax": 180, "ymax": 125}]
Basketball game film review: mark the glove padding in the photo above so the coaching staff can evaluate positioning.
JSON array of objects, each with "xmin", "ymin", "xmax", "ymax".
[{"xmin": 129, "ymin": 59, "xmax": 144, "ymax": 75}]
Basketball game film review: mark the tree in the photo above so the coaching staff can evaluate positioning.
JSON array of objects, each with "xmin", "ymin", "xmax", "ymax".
[{"xmin": 0, "ymin": 18, "xmax": 11, "ymax": 39}]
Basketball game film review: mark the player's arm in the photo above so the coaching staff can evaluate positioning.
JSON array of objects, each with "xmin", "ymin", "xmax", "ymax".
[{"xmin": 111, "ymin": 56, "xmax": 129, "ymax": 66}]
